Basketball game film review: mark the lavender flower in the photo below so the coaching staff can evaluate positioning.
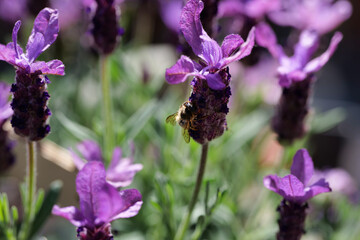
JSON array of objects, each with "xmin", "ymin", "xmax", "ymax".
[
  {"xmin": 256, "ymin": 22, "xmax": 342, "ymax": 143},
  {"xmin": 85, "ymin": 0, "xmax": 123, "ymax": 55},
  {"xmin": 71, "ymin": 140, "xmax": 143, "ymax": 188},
  {"xmin": 165, "ymin": 0, "xmax": 255, "ymax": 144},
  {"xmin": 0, "ymin": 8, "xmax": 65, "ymax": 141},
  {"xmin": 269, "ymin": 0, "xmax": 352, "ymax": 34},
  {"xmin": 0, "ymin": 82, "xmax": 15, "ymax": 172},
  {"xmin": 52, "ymin": 161, "xmax": 142, "ymax": 240},
  {"xmin": 264, "ymin": 149, "xmax": 331, "ymax": 240}
]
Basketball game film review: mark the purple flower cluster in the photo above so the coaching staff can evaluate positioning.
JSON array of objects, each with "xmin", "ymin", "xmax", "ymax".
[
  {"xmin": 0, "ymin": 82, "xmax": 15, "ymax": 172},
  {"xmin": 71, "ymin": 140, "xmax": 143, "ymax": 188},
  {"xmin": 0, "ymin": 8, "xmax": 65, "ymax": 141},
  {"xmin": 52, "ymin": 161, "xmax": 142, "ymax": 240},
  {"xmin": 264, "ymin": 149, "xmax": 331, "ymax": 239},
  {"xmin": 165, "ymin": 0, "xmax": 255, "ymax": 144}
]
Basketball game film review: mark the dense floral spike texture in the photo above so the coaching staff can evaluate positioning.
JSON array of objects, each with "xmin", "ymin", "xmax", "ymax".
[
  {"xmin": 86, "ymin": 0, "xmax": 122, "ymax": 55},
  {"xmin": 0, "ymin": 8, "xmax": 65, "ymax": 141},
  {"xmin": 264, "ymin": 149, "xmax": 331, "ymax": 240},
  {"xmin": 0, "ymin": 83, "xmax": 15, "ymax": 172},
  {"xmin": 71, "ymin": 140, "xmax": 143, "ymax": 188},
  {"xmin": 52, "ymin": 161, "xmax": 143, "ymax": 240},
  {"xmin": 165, "ymin": 0, "xmax": 255, "ymax": 144},
  {"xmin": 256, "ymin": 22, "xmax": 342, "ymax": 143}
]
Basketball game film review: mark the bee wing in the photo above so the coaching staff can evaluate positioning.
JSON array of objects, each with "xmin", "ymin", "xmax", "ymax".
[
  {"xmin": 182, "ymin": 128, "xmax": 190, "ymax": 143},
  {"xmin": 166, "ymin": 112, "xmax": 177, "ymax": 126}
]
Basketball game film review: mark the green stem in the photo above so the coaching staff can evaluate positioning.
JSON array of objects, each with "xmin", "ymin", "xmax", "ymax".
[
  {"xmin": 19, "ymin": 141, "xmax": 36, "ymax": 240},
  {"xmin": 100, "ymin": 55, "xmax": 115, "ymax": 164},
  {"xmin": 174, "ymin": 143, "xmax": 209, "ymax": 240}
]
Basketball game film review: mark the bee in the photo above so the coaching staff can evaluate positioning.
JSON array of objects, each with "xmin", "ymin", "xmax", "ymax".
[{"xmin": 166, "ymin": 101, "xmax": 198, "ymax": 143}]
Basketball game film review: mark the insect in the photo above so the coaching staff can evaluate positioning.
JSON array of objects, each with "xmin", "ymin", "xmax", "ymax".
[{"xmin": 166, "ymin": 101, "xmax": 198, "ymax": 143}]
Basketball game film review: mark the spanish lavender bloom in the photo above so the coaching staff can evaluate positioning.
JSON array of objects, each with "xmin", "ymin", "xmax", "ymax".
[
  {"xmin": 85, "ymin": 0, "xmax": 123, "ymax": 55},
  {"xmin": 0, "ymin": 8, "xmax": 65, "ymax": 141},
  {"xmin": 256, "ymin": 22, "xmax": 342, "ymax": 143},
  {"xmin": 264, "ymin": 149, "xmax": 331, "ymax": 240},
  {"xmin": 71, "ymin": 140, "xmax": 143, "ymax": 188},
  {"xmin": 269, "ymin": 0, "xmax": 352, "ymax": 35},
  {"xmin": 0, "ymin": 82, "xmax": 15, "ymax": 172},
  {"xmin": 52, "ymin": 161, "xmax": 142, "ymax": 240},
  {"xmin": 165, "ymin": 0, "xmax": 255, "ymax": 144}
]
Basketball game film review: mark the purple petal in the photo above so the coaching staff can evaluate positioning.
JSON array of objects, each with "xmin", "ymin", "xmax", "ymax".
[
  {"xmin": 304, "ymin": 32, "xmax": 343, "ymax": 73},
  {"xmin": 165, "ymin": 55, "xmax": 201, "ymax": 84},
  {"xmin": 312, "ymin": 1, "xmax": 352, "ymax": 34},
  {"xmin": 30, "ymin": 60, "xmax": 65, "ymax": 76},
  {"xmin": 110, "ymin": 189, "xmax": 143, "ymax": 220},
  {"xmin": 255, "ymin": 22, "xmax": 284, "ymax": 60},
  {"xmin": 221, "ymin": 34, "xmax": 244, "ymax": 58},
  {"xmin": 302, "ymin": 178, "xmax": 331, "ymax": 202},
  {"xmin": 108, "ymin": 147, "xmax": 122, "ymax": 171},
  {"xmin": 217, "ymin": 27, "xmax": 255, "ymax": 68},
  {"xmin": 107, "ymin": 161, "xmax": 143, "ymax": 188},
  {"xmin": 77, "ymin": 140, "xmax": 103, "ymax": 162},
  {"xmin": 12, "ymin": 21, "xmax": 22, "ymax": 59},
  {"xmin": 0, "ymin": 44, "xmax": 16, "ymax": 65},
  {"xmin": 206, "ymin": 73, "xmax": 226, "ymax": 90},
  {"xmin": 293, "ymin": 30, "xmax": 319, "ymax": 67},
  {"xmin": 180, "ymin": 0, "xmax": 206, "ymax": 58},
  {"xmin": 70, "ymin": 149, "xmax": 86, "ymax": 170},
  {"xmin": 291, "ymin": 149, "xmax": 314, "ymax": 185},
  {"xmin": 264, "ymin": 174, "xmax": 306, "ymax": 203},
  {"xmin": 52, "ymin": 205, "xmax": 85, "ymax": 227},
  {"xmin": 199, "ymin": 34, "xmax": 222, "ymax": 66},
  {"xmin": 158, "ymin": 0, "xmax": 183, "ymax": 33},
  {"xmin": 26, "ymin": 8, "xmax": 59, "ymax": 63},
  {"xmin": 0, "ymin": 82, "xmax": 13, "ymax": 121},
  {"xmin": 76, "ymin": 161, "xmax": 107, "ymax": 226}
]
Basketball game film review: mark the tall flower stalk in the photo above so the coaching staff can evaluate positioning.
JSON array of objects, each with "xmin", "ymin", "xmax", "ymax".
[
  {"xmin": 85, "ymin": 0, "xmax": 123, "ymax": 162},
  {"xmin": 165, "ymin": 0, "xmax": 255, "ymax": 238}
]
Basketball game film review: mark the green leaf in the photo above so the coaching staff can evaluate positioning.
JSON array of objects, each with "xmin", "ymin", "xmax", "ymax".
[
  {"xmin": 28, "ymin": 181, "xmax": 63, "ymax": 239},
  {"xmin": 57, "ymin": 112, "xmax": 98, "ymax": 141}
]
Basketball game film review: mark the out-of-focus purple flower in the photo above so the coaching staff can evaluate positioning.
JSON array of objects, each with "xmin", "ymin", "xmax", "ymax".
[
  {"xmin": 269, "ymin": 0, "xmax": 352, "ymax": 34},
  {"xmin": 165, "ymin": 0, "xmax": 255, "ymax": 90},
  {"xmin": 0, "ymin": 83, "xmax": 13, "ymax": 123},
  {"xmin": 158, "ymin": 0, "xmax": 183, "ymax": 33},
  {"xmin": 165, "ymin": 0, "xmax": 255, "ymax": 144},
  {"xmin": 256, "ymin": 22, "xmax": 342, "ymax": 88},
  {"xmin": 52, "ymin": 161, "xmax": 142, "ymax": 240},
  {"xmin": 241, "ymin": 57, "xmax": 281, "ymax": 105},
  {"xmin": 50, "ymin": 0, "xmax": 82, "ymax": 30},
  {"xmin": 83, "ymin": 0, "xmax": 123, "ymax": 55},
  {"xmin": 0, "ymin": 0, "xmax": 27, "ymax": 22},
  {"xmin": 218, "ymin": 0, "xmax": 280, "ymax": 20},
  {"xmin": 0, "ymin": 82, "xmax": 15, "ymax": 172},
  {"xmin": 264, "ymin": 148, "xmax": 331, "ymax": 204},
  {"xmin": 313, "ymin": 168, "xmax": 358, "ymax": 201},
  {"xmin": 71, "ymin": 140, "xmax": 143, "ymax": 188},
  {"xmin": 0, "ymin": 8, "xmax": 65, "ymax": 141}
]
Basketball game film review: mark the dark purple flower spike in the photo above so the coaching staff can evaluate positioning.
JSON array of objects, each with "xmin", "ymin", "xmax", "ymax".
[
  {"xmin": 165, "ymin": 0, "xmax": 255, "ymax": 144},
  {"xmin": 0, "ymin": 82, "xmax": 15, "ymax": 173},
  {"xmin": 264, "ymin": 149, "xmax": 331, "ymax": 240},
  {"xmin": 256, "ymin": 22, "xmax": 342, "ymax": 143},
  {"xmin": 0, "ymin": 8, "xmax": 65, "ymax": 141},
  {"xmin": 52, "ymin": 161, "xmax": 142, "ymax": 240},
  {"xmin": 71, "ymin": 140, "xmax": 143, "ymax": 188}
]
